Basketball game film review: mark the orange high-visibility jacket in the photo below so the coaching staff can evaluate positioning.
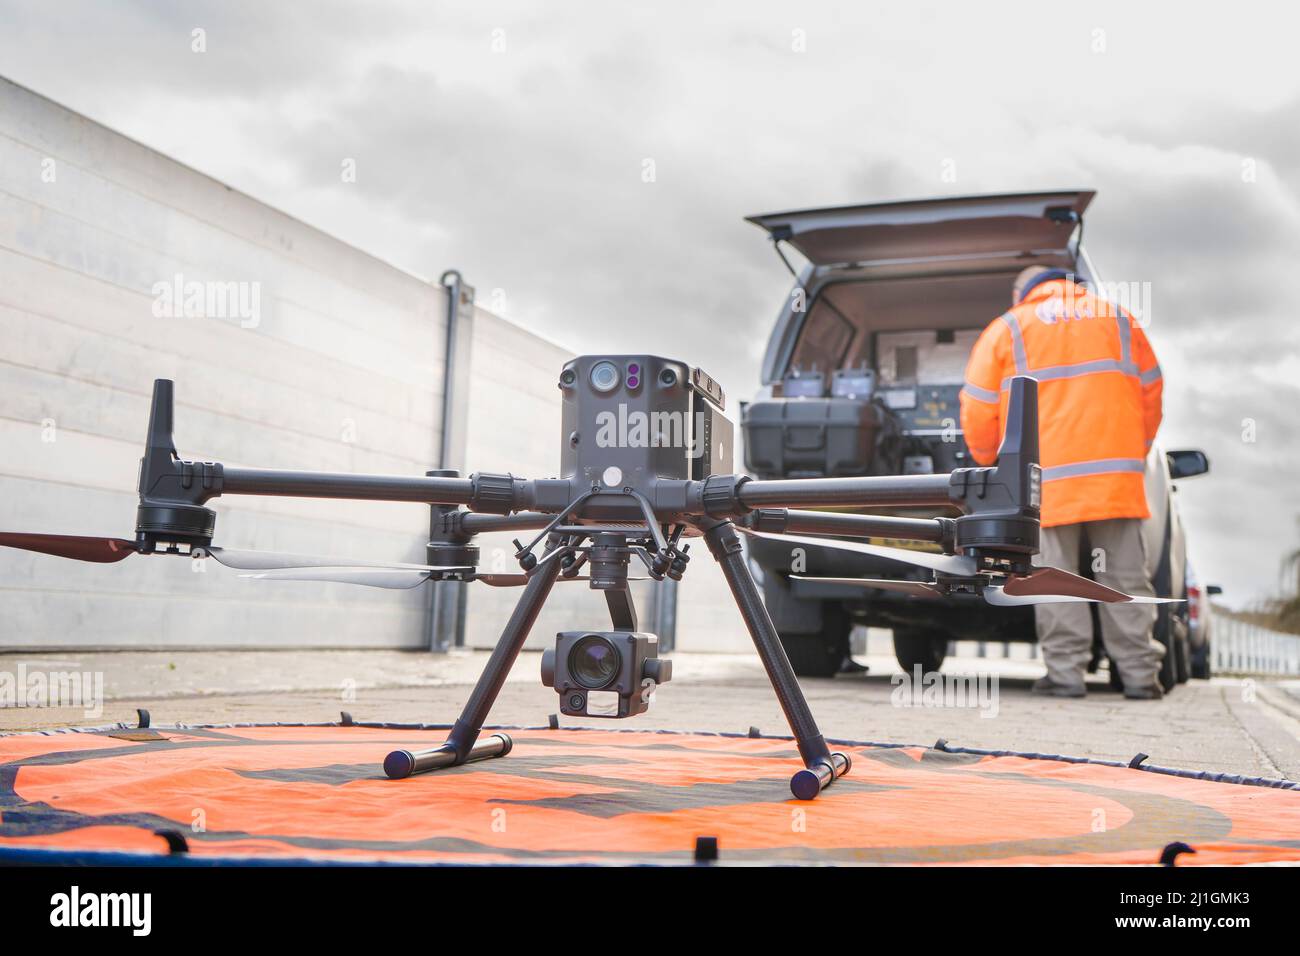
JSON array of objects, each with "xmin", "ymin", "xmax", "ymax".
[{"xmin": 959, "ymin": 278, "xmax": 1163, "ymax": 528}]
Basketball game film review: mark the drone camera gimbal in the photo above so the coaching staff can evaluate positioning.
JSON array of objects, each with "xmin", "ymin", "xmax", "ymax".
[{"xmin": 542, "ymin": 630, "xmax": 672, "ymax": 719}]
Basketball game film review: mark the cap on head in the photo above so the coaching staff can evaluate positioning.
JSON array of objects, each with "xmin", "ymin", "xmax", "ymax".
[
  {"xmin": 1011, "ymin": 266, "xmax": 1076, "ymax": 305},
  {"xmin": 1011, "ymin": 266, "xmax": 1050, "ymax": 305}
]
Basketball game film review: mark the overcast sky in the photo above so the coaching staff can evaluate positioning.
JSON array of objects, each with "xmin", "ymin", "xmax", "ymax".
[{"xmin": 1, "ymin": 1, "xmax": 1297, "ymax": 607}]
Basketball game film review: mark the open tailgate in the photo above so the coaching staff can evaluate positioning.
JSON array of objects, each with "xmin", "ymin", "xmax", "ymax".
[{"xmin": 747, "ymin": 191, "xmax": 1095, "ymax": 266}]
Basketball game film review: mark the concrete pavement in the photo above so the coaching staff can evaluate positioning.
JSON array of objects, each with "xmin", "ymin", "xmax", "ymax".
[{"xmin": 3, "ymin": 647, "xmax": 1299, "ymax": 782}]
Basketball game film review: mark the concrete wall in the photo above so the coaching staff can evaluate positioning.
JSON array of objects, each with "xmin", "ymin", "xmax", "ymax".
[
  {"xmin": 0, "ymin": 76, "xmax": 751, "ymax": 654},
  {"xmin": 0, "ymin": 77, "xmax": 451, "ymax": 648}
]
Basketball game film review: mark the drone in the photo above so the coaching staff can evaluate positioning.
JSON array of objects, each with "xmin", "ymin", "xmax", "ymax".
[{"xmin": 0, "ymin": 355, "xmax": 1173, "ymax": 800}]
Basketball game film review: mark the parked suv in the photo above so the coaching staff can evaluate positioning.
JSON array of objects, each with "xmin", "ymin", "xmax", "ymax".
[{"xmin": 741, "ymin": 191, "xmax": 1209, "ymax": 690}]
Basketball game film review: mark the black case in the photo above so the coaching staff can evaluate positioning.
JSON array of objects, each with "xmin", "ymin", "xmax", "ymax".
[{"xmin": 742, "ymin": 398, "xmax": 899, "ymax": 479}]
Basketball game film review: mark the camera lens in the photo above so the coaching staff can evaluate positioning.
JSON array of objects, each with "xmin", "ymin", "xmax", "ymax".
[
  {"xmin": 589, "ymin": 361, "xmax": 620, "ymax": 393},
  {"xmin": 568, "ymin": 635, "xmax": 621, "ymax": 689}
]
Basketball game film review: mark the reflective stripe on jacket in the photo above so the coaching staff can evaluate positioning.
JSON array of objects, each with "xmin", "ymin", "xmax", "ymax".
[{"xmin": 959, "ymin": 278, "xmax": 1163, "ymax": 527}]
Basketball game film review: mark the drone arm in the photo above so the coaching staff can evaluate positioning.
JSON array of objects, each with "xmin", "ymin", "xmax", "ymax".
[
  {"xmin": 747, "ymin": 508, "xmax": 953, "ymax": 548},
  {"xmin": 455, "ymin": 512, "xmax": 555, "ymax": 534},
  {"xmin": 735, "ymin": 474, "xmax": 954, "ymax": 510},
  {"xmin": 221, "ymin": 467, "xmax": 476, "ymax": 505}
]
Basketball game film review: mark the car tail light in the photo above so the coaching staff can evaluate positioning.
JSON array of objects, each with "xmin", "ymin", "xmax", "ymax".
[{"xmin": 1187, "ymin": 584, "xmax": 1202, "ymax": 625}]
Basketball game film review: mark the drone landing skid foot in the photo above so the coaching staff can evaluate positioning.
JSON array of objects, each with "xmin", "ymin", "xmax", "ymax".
[
  {"xmin": 792, "ymin": 751, "xmax": 853, "ymax": 800},
  {"xmin": 383, "ymin": 734, "xmax": 512, "ymax": 779}
]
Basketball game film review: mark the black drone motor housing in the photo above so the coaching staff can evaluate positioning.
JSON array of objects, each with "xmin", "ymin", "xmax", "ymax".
[
  {"xmin": 134, "ymin": 379, "xmax": 219, "ymax": 548},
  {"xmin": 950, "ymin": 376, "xmax": 1042, "ymax": 568},
  {"xmin": 135, "ymin": 502, "xmax": 217, "ymax": 542}
]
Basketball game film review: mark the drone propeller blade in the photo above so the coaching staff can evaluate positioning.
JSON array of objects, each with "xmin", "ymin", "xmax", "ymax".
[
  {"xmin": 790, "ymin": 571, "xmax": 1178, "ymax": 607},
  {"xmin": 237, "ymin": 567, "xmax": 467, "ymax": 589},
  {"xmin": 984, "ymin": 586, "xmax": 1180, "ymax": 607},
  {"xmin": 738, "ymin": 527, "xmax": 979, "ymax": 576},
  {"xmin": 475, "ymin": 573, "xmax": 530, "ymax": 587},
  {"xmin": 474, "ymin": 574, "xmax": 648, "ymax": 587},
  {"xmin": 1001, "ymin": 566, "xmax": 1180, "ymax": 605},
  {"xmin": 1003, "ymin": 566, "xmax": 1127, "ymax": 602},
  {"xmin": 790, "ymin": 574, "xmax": 944, "ymax": 599},
  {"xmin": 984, "ymin": 587, "xmax": 1094, "ymax": 607},
  {"xmin": 204, "ymin": 547, "xmax": 448, "ymax": 573},
  {"xmin": 0, "ymin": 532, "xmax": 141, "ymax": 564}
]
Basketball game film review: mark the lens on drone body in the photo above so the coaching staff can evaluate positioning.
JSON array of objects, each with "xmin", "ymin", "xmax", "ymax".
[
  {"xmin": 569, "ymin": 635, "xmax": 621, "ymax": 689},
  {"xmin": 589, "ymin": 361, "xmax": 621, "ymax": 393}
]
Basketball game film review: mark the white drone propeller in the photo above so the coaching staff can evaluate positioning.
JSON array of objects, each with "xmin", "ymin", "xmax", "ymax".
[
  {"xmin": 0, "ymin": 532, "xmax": 477, "ymax": 588},
  {"xmin": 985, "ymin": 591, "xmax": 1178, "ymax": 608},
  {"xmin": 745, "ymin": 528, "xmax": 1181, "ymax": 606},
  {"xmin": 240, "ymin": 568, "xmax": 632, "ymax": 590},
  {"xmin": 792, "ymin": 576, "xmax": 945, "ymax": 599},
  {"xmin": 238, "ymin": 567, "xmax": 446, "ymax": 589},
  {"xmin": 737, "ymin": 527, "xmax": 979, "ymax": 576}
]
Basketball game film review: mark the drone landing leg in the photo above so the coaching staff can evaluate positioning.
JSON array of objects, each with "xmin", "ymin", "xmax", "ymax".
[
  {"xmin": 703, "ymin": 520, "xmax": 851, "ymax": 800},
  {"xmin": 383, "ymin": 549, "xmax": 563, "ymax": 779}
]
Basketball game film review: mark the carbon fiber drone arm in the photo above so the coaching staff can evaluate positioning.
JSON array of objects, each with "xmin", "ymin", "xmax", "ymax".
[
  {"xmin": 219, "ymin": 468, "xmax": 477, "ymax": 506},
  {"xmin": 745, "ymin": 509, "xmax": 956, "ymax": 550}
]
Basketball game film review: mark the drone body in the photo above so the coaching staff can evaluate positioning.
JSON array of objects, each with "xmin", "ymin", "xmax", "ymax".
[{"xmin": 560, "ymin": 354, "xmax": 732, "ymax": 504}]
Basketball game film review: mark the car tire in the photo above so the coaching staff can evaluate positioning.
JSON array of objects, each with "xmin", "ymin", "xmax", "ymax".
[
  {"xmin": 893, "ymin": 628, "xmax": 947, "ymax": 673},
  {"xmin": 1190, "ymin": 643, "xmax": 1211, "ymax": 680},
  {"xmin": 778, "ymin": 604, "xmax": 850, "ymax": 679},
  {"xmin": 1155, "ymin": 616, "xmax": 1200, "ymax": 691},
  {"xmin": 1157, "ymin": 644, "xmax": 1177, "ymax": 693},
  {"xmin": 1153, "ymin": 605, "xmax": 1179, "ymax": 693},
  {"xmin": 1174, "ymin": 624, "xmax": 1191, "ymax": 685},
  {"xmin": 1144, "ymin": 505, "xmax": 1179, "ymax": 693}
]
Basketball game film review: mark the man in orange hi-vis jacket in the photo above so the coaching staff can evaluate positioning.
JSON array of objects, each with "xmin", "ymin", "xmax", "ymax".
[{"xmin": 960, "ymin": 266, "xmax": 1166, "ymax": 699}]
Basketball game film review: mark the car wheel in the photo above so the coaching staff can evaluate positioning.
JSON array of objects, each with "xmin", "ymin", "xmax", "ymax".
[
  {"xmin": 1152, "ymin": 604, "xmax": 1179, "ymax": 693},
  {"xmin": 1174, "ymin": 624, "xmax": 1191, "ymax": 685},
  {"xmin": 1149, "ymin": 507, "xmax": 1179, "ymax": 693},
  {"xmin": 893, "ymin": 628, "xmax": 947, "ymax": 673},
  {"xmin": 1190, "ymin": 642, "xmax": 1211, "ymax": 680},
  {"xmin": 778, "ymin": 604, "xmax": 850, "ymax": 678}
]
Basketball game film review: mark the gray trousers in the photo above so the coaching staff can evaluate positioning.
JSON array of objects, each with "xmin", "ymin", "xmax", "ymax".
[{"xmin": 1034, "ymin": 518, "xmax": 1164, "ymax": 690}]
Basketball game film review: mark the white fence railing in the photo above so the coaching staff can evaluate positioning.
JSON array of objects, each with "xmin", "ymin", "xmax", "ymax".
[{"xmin": 1213, "ymin": 617, "xmax": 1300, "ymax": 676}]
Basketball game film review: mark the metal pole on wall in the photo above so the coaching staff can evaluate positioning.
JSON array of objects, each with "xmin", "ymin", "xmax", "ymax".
[
  {"xmin": 427, "ymin": 271, "xmax": 475, "ymax": 652},
  {"xmin": 438, "ymin": 271, "xmax": 474, "ymax": 471}
]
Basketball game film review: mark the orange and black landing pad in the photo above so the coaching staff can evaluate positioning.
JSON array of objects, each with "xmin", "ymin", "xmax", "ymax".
[{"xmin": 1, "ymin": 721, "xmax": 1297, "ymax": 866}]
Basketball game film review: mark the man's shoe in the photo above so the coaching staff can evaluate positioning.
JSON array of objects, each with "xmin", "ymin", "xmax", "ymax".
[
  {"xmin": 1032, "ymin": 677, "xmax": 1086, "ymax": 698},
  {"xmin": 1124, "ymin": 683, "xmax": 1164, "ymax": 700}
]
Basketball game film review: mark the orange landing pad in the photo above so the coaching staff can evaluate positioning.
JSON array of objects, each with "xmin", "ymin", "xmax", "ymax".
[{"xmin": 1, "ymin": 723, "xmax": 1297, "ymax": 865}]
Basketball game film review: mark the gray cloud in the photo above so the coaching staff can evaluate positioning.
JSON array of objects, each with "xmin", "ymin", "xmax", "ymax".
[{"xmin": 0, "ymin": 0, "xmax": 410, "ymax": 99}]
